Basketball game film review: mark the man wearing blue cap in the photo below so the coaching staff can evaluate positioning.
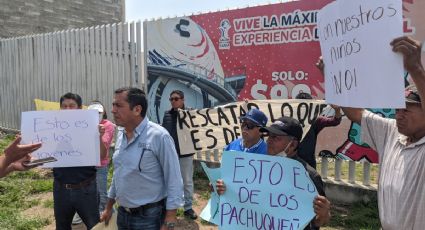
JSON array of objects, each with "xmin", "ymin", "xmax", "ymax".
[{"xmin": 224, "ymin": 108, "xmax": 268, "ymax": 154}]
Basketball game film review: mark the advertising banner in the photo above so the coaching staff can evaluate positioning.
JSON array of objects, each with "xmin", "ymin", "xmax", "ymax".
[{"xmin": 145, "ymin": 0, "xmax": 332, "ymax": 123}]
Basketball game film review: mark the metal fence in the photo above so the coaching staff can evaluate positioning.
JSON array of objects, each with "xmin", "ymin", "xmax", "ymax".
[{"xmin": 0, "ymin": 21, "xmax": 142, "ymax": 130}]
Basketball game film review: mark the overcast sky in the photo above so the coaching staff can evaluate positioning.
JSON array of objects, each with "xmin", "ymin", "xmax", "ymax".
[{"xmin": 125, "ymin": 0, "xmax": 288, "ymax": 22}]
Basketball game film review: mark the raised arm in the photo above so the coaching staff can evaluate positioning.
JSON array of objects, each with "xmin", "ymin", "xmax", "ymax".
[
  {"xmin": 391, "ymin": 36, "xmax": 425, "ymax": 110},
  {"xmin": 340, "ymin": 107, "xmax": 364, "ymax": 125}
]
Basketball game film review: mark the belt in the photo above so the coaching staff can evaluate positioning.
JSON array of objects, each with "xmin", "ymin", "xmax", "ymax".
[
  {"xmin": 121, "ymin": 199, "xmax": 165, "ymax": 214},
  {"xmin": 59, "ymin": 175, "xmax": 96, "ymax": 189}
]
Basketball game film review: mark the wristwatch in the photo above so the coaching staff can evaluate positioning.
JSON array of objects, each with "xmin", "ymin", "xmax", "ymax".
[{"xmin": 164, "ymin": 221, "xmax": 176, "ymax": 229}]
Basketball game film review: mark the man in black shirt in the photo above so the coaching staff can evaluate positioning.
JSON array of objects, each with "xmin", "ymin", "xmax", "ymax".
[{"xmin": 53, "ymin": 92, "xmax": 105, "ymax": 229}]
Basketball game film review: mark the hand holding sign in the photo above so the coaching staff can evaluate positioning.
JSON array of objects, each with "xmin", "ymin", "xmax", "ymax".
[
  {"xmin": 312, "ymin": 195, "xmax": 331, "ymax": 227},
  {"xmin": 315, "ymin": 57, "xmax": 325, "ymax": 75},
  {"xmin": 391, "ymin": 36, "xmax": 423, "ymax": 75}
]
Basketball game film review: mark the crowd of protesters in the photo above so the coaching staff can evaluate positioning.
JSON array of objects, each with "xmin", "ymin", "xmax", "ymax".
[{"xmin": 1, "ymin": 35, "xmax": 424, "ymax": 230}]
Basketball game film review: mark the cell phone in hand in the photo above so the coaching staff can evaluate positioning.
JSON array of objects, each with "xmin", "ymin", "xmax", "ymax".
[{"xmin": 23, "ymin": 157, "xmax": 57, "ymax": 167}]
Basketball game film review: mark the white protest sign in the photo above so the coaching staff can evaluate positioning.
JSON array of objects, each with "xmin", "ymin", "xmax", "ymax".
[
  {"xmin": 21, "ymin": 110, "xmax": 100, "ymax": 167},
  {"xmin": 318, "ymin": 0, "xmax": 405, "ymax": 108},
  {"xmin": 177, "ymin": 99, "xmax": 327, "ymax": 155}
]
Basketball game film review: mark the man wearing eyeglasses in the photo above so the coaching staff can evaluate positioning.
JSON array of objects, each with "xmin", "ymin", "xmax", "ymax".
[
  {"xmin": 340, "ymin": 36, "xmax": 425, "ymax": 229},
  {"xmin": 162, "ymin": 90, "xmax": 198, "ymax": 220},
  {"xmin": 224, "ymin": 108, "xmax": 268, "ymax": 154},
  {"xmin": 217, "ymin": 116, "xmax": 331, "ymax": 229},
  {"xmin": 101, "ymin": 87, "xmax": 183, "ymax": 230}
]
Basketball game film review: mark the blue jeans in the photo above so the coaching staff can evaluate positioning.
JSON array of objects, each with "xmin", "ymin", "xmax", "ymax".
[
  {"xmin": 53, "ymin": 179, "xmax": 99, "ymax": 230},
  {"xmin": 179, "ymin": 155, "xmax": 194, "ymax": 211},
  {"xmin": 117, "ymin": 204, "xmax": 165, "ymax": 230},
  {"xmin": 97, "ymin": 166, "xmax": 108, "ymax": 213}
]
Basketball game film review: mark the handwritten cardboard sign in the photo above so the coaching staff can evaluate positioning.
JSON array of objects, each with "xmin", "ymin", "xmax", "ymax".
[
  {"xmin": 20, "ymin": 110, "xmax": 100, "ymax": 167},
  {"xmin": 201, "ymin": 151, "xmax": 317, "ymax": 229},
  {"xmin": 317, "ymin": 0, "xmax": 405, "ymax": 108},
  {"xmin": 177, "ymin": 99, "xmax": 327, "ymax": 155}
]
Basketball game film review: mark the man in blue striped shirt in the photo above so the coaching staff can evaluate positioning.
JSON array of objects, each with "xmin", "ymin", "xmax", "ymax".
[
  {"xmin": 100, "ymin": 87, "xmax": 184, "ymax": 230},
  {"xmin": 224, "ymin": 108, "xmax": 268, "ymax": 154}
]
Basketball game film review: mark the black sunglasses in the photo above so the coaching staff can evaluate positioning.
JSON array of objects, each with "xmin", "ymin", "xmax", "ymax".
[
  {"xmin": 241, "ymin": 121, "xmax": 260, "ymax": 130},
  {"xmin": 169, "ymin": 97, "xmax": 181, "ymax": 102}
]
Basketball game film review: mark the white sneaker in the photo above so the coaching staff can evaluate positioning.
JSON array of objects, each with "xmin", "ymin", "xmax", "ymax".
[{"xmin": 72, "ymin": 213, "xmax": 83, "ymax": 225}]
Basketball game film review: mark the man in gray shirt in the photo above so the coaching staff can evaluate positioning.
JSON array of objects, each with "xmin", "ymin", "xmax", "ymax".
[{"xmin": 100, "ymin": 87, "xmax": 184, "ymax": 230}]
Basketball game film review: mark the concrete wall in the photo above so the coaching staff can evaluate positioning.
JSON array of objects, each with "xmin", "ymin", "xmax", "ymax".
[
  {"xmin": 0, "ymin": 0, "xmax": 124, "ymax": 38},
  {"xmin": 324, "ymin": 179, "xmax": 377, "ymax": 204}
]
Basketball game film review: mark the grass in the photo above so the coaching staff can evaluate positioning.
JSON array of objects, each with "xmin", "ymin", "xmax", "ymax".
[
  {"xmin": 0, "ymin": 174, "xmax": 53, "ymax": 229},
  {"xmin": 0, "ymin": 134, "xmax": 15, "ymax": 151},
  {"xmin": 176, "ymin": 208, "xmax": 184, "ymax": 217},
  {"xmin": 0, "ymin": 209, "xmax": 50, "ymax": 230},
  {"xmin": 194, "ymin": 168, "xmax": 212, "ymax": 201},
  {"xmin": 43, "ymin": 199, "xmax": 54, "ymax": 209},
  {"xmin": 0, "ymin": 134, "xmax": 53, "ymax": 229},
  {"xmin": 327, "ymin": 199, "xmax": 380, "ymax": 229}
]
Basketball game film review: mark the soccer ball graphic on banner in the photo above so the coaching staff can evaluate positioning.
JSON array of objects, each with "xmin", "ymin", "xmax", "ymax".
[{"xmin": 147, "ymin": 17, "xmax": 239, "ymax": 123}]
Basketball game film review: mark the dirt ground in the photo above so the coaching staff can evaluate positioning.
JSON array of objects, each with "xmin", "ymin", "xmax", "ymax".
[{"xmin": 24, "ymin": 183, "xmax": 217, "ymax": 230}]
